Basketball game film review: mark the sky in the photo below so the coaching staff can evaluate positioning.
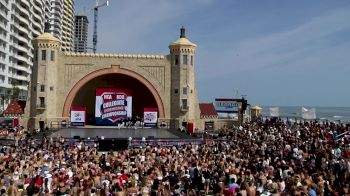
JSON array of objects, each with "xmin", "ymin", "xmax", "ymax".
[{"xmin": 75, "ymin": 0, "xmax": 350, "ymax": 107}]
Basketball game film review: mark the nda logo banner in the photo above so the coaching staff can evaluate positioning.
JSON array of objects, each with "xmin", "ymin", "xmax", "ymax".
[
  {"xmin": 70, "ymin": 106, "xmax": 86, "ymax": 126},
  {"xmin": 95, "ymin": 88, "xmax": 132, "ymax": 125}
]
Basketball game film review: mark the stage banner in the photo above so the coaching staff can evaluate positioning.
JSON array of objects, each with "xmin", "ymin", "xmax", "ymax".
[
  {"xmin": 70, "ymin": 106, "xmax": 86, "ymax": 126},
  {"xmin": 143, "ymin": 108, "xmax": 158, "ymax": 127},
  {"xmin": 95, "ymin": 88, "xmax": 132, "ymax": 125}
]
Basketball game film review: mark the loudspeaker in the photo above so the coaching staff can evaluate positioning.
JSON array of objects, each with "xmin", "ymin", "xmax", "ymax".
[
  {"xmin": 147, "ymin": 136, "xmax": 155, "ymax": 140},
  {"xmin": 98, "ymin": 139, "xmax": 129, "ymax": 151},
  {"xmin": 73, "ymin": 136, "xmax": 80, "ymax": 140}
]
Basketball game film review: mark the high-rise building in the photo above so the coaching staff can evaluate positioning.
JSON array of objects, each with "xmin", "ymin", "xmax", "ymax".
[
  {"xmin": 0, "ymin": 0, "xmax": 45, "ymax": 112},
  {"xmin": 47, "ymin": 0, "xmax": 63, "ymax": 40},
  {"xmin": 74, "ymin": 15, "xmax": 88, "ymax": 53},
  {"xmin": 61, "ymin": 0, "xmax": 75, "ymax": 51},
  {"xmin": 43, "ymin": 0, "xmax": 74, "ymax": 52}
]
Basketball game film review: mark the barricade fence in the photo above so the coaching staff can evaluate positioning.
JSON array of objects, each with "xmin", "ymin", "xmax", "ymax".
[{"xmin": 0, "ymin": 138, "xmax": 228, "ymax": 148}]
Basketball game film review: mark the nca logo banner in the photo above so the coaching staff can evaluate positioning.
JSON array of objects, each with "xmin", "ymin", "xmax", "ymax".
[{"xmin": 95, "ymin": 88, "xmax": 132, "ymax": 124}]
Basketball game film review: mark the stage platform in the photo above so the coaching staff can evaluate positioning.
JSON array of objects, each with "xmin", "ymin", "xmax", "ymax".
[{"xmin": 50, "ymin": 126, "xmax": 183, "ymax": 139}]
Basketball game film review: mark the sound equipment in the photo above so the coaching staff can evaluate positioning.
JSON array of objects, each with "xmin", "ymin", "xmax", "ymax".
[
  {"xmin": 98, "ymin": 139, "xmax": 129, "ymax": 151},
  {"xmin": 73, "ymin": 136, "xmax": 80, "ymax": 140}
]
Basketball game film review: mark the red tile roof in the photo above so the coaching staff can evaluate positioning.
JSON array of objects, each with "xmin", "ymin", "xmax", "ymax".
[
  {"xmin": 4, "ymin": 100, "xmax": 26, "ymax": 116},
  {"xmin": 199, "ymin": 103, "xmax": 217, "ymax": 117}
]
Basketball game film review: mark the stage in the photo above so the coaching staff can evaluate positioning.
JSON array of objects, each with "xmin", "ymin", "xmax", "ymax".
[{"xmin": 50, "ymin": 126, "xmax": 182, "ymax": 139}]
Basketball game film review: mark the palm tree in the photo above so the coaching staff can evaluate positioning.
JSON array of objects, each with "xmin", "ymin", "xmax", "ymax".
[
  {"xmin": 11, "ymin": 81, "xmax": 21, "ymax": 101},
  {"xmin": 0, "ymin": 94, "xmax": 6, "ymax": 114}
]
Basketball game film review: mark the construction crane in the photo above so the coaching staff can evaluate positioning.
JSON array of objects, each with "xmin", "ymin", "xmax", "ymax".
[{"xmin": 93, "ymin": 0, "xmax": 109, "ymax": 53}]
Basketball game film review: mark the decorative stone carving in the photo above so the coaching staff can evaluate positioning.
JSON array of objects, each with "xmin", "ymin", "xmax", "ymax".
[
  {"xmin": 64, "ymin": 64, "xmax": 93, "ymax": 85},
  {"xmin": 139, "ymin": 66, "xmax": 165, "ymax": 89}
]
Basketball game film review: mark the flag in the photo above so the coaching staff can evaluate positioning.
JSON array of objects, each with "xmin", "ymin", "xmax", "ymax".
[
  {"xmin": 301, "ymin": 107, "xmax": 316, "ymax": 120},
  {"xmin": 269, "ymin": 107, "xmax": 279, "ymax": 117}
]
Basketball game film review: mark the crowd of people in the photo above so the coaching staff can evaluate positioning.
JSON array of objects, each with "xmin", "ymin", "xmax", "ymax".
[{"xmin": 0, "ymin": 120, "xmax": 350, "ymax": 195}]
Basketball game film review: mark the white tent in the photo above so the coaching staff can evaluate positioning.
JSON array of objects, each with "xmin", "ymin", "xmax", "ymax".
[
  {"xmin": 269, "ymin": 107, "xmax": 279, "ymax": 117},
  {"xmin": 301, "ymin": 107, "xmax": 316, "ymax": 120}
]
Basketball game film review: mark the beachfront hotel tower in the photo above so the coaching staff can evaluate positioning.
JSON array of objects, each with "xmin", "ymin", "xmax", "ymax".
[
  {"xmin": 61, "ymin": 0, "xmax": 75, "ymax": 51},
  {"xmin": 45, "ymin": 0, "xmax": 63, "ymax": 41},
  {"xmin": 44, "ymin": 0, "xmax": 75, "ymax": 52},
  {"xmin": 73, "ymin": 15, "xmax": 88, "ymax": 53},
  {"xmin": 0, "ymin": 0, "xmax": 46, "ymax": 111}
]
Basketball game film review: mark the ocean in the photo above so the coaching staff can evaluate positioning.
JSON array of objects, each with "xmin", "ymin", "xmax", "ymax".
[{"xmin": 260, "ymin": 106, "xmax": 350, "ymax": 123}]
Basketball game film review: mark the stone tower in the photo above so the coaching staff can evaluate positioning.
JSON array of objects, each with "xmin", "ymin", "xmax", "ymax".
[
  {"xmin": 169, "ymin": 27, "xmax": 201, "ymax": 129},
  {"xmin": 26, "ymin": 32, "xmax": 61, "ymax": 130}
]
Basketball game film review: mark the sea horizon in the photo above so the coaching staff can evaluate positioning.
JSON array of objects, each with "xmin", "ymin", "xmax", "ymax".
[{"xmin": 259, "ymin": 106, "xmax": 350, "ymax": 123}]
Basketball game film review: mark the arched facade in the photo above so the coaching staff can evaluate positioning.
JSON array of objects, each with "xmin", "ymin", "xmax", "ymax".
[
  {"xmin": 25, "ymin": 29, "xmax": 201, "ymax": 130},
  {"xmin": 62, "ymin": 67, "xmax": 165, "ymax": 118}
]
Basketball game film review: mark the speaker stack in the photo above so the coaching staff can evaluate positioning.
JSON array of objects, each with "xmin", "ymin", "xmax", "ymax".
[{"xmin": 98, "ymin": 139, "xmax": 129, "ymax": 151}]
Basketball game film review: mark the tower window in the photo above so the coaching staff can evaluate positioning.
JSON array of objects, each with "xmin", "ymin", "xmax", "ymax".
[
  {"xmin": 182, "ymin": 99, "xmax": 188, "ymax": 109},
  {"xmin": 175, "ymin": 55, "xmax": 179, "ymax": 65},
  {"xmin": 39, "ymin": 97, "xmax": 45, "ymax": 108},
  {"xmin": 40, "ymin": 85, "xmax": 45, "ymax": 92},
  {"xmin": 175, "ymin": 89, "xmax": 178, "ymax": 94},
  {"xmin": 50, "ymin": 50, "xmax": 55, "ymax": 61},
  {"xmin": 182, "ymin": 87, "xmax": 187, "ymax": 95},
  {"xmin": 183, "ymin": 55, "xmax": 188, "ymax": 65},
  {"xmin": 190, "ymin": 56, "xmax": 193, "ymax": 65},
  {"xmin": 41, "ymin": 50, "xmax": 46, "ymax": 61}
]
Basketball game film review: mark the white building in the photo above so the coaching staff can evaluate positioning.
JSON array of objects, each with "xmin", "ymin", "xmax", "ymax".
[
  {"xmin": 45, "ymin": 0, "xmax": 75, "ymax": 52},
  {"xmin": 0, "ymin": 0, "xmax": 75, "ymax": 113},
  {"xmin": 0, "ymin": 0, "xmax": 45, "ymax": 112},
  {"xmin": 61, "ymin": 0, "xmax": 75, "ymax": 51}
]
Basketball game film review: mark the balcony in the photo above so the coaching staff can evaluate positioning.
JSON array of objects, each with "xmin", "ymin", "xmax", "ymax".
[
  {"xmin": 0, "ymin": 10, "xmax": 8, "ymax": 21},
  {"xmin": 33, "ymin": 0, "xmax": 42, "ymax": 7},
  {"xmin": 32, "ymin": 11, "xmax": 42, "ymax": 22},
  {"xmin": 32, "ymin": 2, "xmax": 42, "ymax": 14},
  {"xmin": 20, "ymin": 0, "xmax": 30, "ymax": 9},
  {"xmin": 15, "ymin": 75, "xmax": 29, "ymax": 81},
  {"xmin": 32, "ymin": 28, "xmax": 41, "ymax": 37},
  {"xmin": 32, "ymin": 20, "xmax": 42, "ymax": 31},
  {"xmin": 11, "ymin": 63, "xmax": 28, "ymax": 72},
  {"xmin": 181, "ymin": 105, "xmax": 189, "ymax": 112},
  {"xmin": 15, "ymin": 34, "xmax": 29, "ymax": 43},
  {"xmin": 36, "ymin": 103, "xmax": 46, "ymax": 109},
  {"xmin": 18, "ymin": 6, "xmax": 30, "ymax": 18},
  {"xmin": 11, "ymin": 54, "xmax": 29, "ymax": 64},
  {"xmin": 32, "ymin": 6, "xmax": 42, "ymax": 16},
  {"xmin": 0, "ymin": 22, "xmax": 6, "ymax": 31},
  {"xmin": 12, "ymin": 43, "xmax": 28, "ymax": 53},
  {"xmin": 18, "ymin": 15, "xmax": 29, "ymax": 26},
  {"xmin": 0, "ymin": 0, "xmax": 9, "ymax": 10}
]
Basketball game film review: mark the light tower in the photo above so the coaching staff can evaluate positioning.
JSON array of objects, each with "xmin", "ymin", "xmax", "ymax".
[
  {"xmin": 93, "ymin": 0, "xmax": 109, "ymax": 53},
  {"xmin": 169, "ymin": 27, "xmax": 201, "ymax": 129},
  {"xmin": 28, "ymin": 22, "xmax": 61, "ymax": 130}
]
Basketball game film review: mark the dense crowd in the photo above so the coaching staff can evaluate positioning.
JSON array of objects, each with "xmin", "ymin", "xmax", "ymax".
[{"xmin": 0, "ymin": 120, "xmax": 350, "ymax": 195}]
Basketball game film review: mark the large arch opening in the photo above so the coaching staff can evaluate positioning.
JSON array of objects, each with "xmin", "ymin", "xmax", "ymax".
[{"xmin": 63, "ymin": 67, "xmax": 165, "ymax": 125}]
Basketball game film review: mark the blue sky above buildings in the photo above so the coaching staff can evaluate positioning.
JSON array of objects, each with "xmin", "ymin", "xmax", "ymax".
[{"xmin": 76, "ymin": 0, "xmax": 350, "ymax": 107}]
